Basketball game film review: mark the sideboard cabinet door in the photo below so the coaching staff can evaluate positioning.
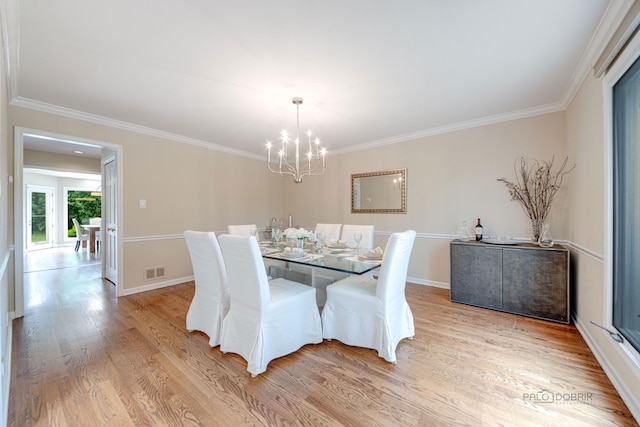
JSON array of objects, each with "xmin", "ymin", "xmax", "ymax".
[
  {"xmin": 502, "ymin": 248, "xmax": 569, "ymax": 323},
  {"xmin": 450, "ymin": 243, "xmax": 503, "ymax": 310}
]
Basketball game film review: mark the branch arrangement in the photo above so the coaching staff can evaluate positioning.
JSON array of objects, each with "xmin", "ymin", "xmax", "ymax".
[{"xmin": 497, "ymin": 157, "xmax": 575, "ymax": 225}]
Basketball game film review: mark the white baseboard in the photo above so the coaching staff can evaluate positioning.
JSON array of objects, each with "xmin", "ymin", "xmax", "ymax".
[
  {"xmin": 118, "ymin": 275, "xmax": 194, "ymax": 296},
  {"xmin": 407, "ymin": 276, "xmax": 450, "ymax": 289},
  {"xmin": 574, "ymin": 316, "xmax": 640, "ymax": 422}
]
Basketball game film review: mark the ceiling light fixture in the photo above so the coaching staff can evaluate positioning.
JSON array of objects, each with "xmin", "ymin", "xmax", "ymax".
[{"xmin": 265, "ymin": 97, "xmax": 326, "ymax": 183}]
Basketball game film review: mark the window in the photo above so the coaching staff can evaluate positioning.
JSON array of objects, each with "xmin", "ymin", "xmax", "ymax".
[
  {"xmin": 612, "ymin": 55, "xmax": 640, "ymax": 354},
  {"xmin": 65, "ymin": 189, "xmax": 101, "ymax": 239}
]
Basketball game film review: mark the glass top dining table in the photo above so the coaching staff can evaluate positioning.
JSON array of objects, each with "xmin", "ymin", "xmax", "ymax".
[{"xmin": 260, "ymin": 242, "xmax": 382, "ymax": 275}]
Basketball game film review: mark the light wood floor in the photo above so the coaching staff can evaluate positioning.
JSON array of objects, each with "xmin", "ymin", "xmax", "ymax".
[{"xmin": 9, "ymin": 248, "xmax": 637, "ymax": 426}]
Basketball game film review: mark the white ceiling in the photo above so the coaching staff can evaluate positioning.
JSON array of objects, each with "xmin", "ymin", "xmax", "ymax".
[{"xmin": 4, "ymin": 0, "xmax": 629, "ymax": 158}]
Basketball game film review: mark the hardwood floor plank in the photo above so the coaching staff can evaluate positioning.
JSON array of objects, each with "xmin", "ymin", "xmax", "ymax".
[{"xmin": 8, "ymin": 249, "xmax": 638, "ymax": 426}]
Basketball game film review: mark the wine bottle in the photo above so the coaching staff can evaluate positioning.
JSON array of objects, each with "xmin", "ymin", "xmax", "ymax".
[{"xmin": 475, "ymin": 218, "xmax": 483, "ymax": 241}]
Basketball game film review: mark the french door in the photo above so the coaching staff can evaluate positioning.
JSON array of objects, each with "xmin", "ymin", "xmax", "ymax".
[{"xmin": 26, "ymin": 185, "xmax": 54, "ymax": 250}]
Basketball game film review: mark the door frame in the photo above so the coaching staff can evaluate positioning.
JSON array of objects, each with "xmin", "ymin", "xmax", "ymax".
[
  {"xmin": 13, "ymin": 127, "xmax": 124, "ymax": 318},
  {"xmin": 26, "ymin": 184, "xmax": 55, "ymax": 250}
]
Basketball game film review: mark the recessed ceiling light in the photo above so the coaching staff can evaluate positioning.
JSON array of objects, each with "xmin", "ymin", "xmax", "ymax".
[{"xmin": 73, "ymin": 150, "xmax": 84, "ymax": 154}]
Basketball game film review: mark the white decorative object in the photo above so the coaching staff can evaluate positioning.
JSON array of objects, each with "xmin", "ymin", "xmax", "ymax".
[{"xmin": 265, "ymin": 97, "xmax": 327, "ymax": 183}]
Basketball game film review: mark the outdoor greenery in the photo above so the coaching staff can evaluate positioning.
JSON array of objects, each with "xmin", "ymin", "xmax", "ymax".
[
  {"xmin": 67, "ymin": 190, "xmax": 101, "ymax": 237},
  {"xmin": 31, "ymin": 192, "xmax": 47, "ymax": 243}
]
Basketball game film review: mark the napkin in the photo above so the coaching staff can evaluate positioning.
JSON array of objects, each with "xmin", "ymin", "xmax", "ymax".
[
  {"xmin": 362, "ymin": 247, "xmax": 384, "ymax": 258},
  {"xmin": 328, "ymin": 239, "xmax": 348, "ymax": 248}
]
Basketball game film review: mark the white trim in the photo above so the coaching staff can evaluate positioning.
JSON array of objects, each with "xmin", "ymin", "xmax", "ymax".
[
  {"xmin": 124, "ymin": 233, "xmax": 210, "ymax": 243},
  {"xmin": 10, "ymin": 97, "xmax": 264, "ymax": 162},
  {"xmin": 407, "ymin": 277, "xmax": 449, "ymax": 289},
  {"xmin": 119, "ymin": 275, "xmax": 194, "ymax": 296},
  {"xmin": 565, "ymin": 241, "xmax": 604, "ymax": 263},
  {"xmin": 574, "ymin": 316, "xmax": 640, "ymax": 421},
  {"xmin": 332, "ymin": 103, "xmax": 566, "ymax": 155},
  {"xmin": 0, "ymin": 249, "xmax": 12, "ymax": 427}
]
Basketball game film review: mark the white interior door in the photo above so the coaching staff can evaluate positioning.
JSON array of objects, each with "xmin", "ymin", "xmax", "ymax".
[
  {"xmin": 105, "ymin": 159, "xmax": 118, "ymax": 284},
  {"xmin": 26, "ymin": 185, "xmax": 54, "ymax": 250}
]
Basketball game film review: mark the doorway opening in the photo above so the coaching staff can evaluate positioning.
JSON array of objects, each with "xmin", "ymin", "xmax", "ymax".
[{"xmin": 14, "ymin": 127, "xmax": 123, "ymax": 319}]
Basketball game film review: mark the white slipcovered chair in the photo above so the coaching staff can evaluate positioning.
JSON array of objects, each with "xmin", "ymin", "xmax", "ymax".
[
  {"xmin": 183, "ymin": 230, "xmax": 230, "ymax": 347},
  {"xmin": 314, "ymin": 223, "xmax": 342, "ymax": 242},
  {"xmin": 218, "ymin": 234, "xmax": 322, "ymax": 377},
  {"xmin": 321, "ymin": 230, "xmax": 417, "ymax": 363},
  {"xmin": 227, "ymin": 224, "xmax": 260, "ymax": 241},
  {"xmin": 341, "ymin": 224, "xmax": 375, "ymax": 251},
  {"xmin": 72, "ymin": 218, "xmax": 89, "ymax": 252},
  {"xmin": 90, "ymin": 217, "xmax": 102, "ymax": 251}
]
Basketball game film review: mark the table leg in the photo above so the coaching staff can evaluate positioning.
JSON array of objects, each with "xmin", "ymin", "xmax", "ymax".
[{"xmin": 89, "ymin": 228, "xmax": 96, "ymax": 253}]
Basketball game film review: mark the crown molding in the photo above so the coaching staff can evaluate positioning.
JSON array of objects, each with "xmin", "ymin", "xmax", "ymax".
[
  {"xmin": 331, "ymin": 101, "xmax": 566, "ymax": 155},
  {"xmin": 10, "ymin": 96, "xmax": 265, "ymax": 162},
  {"xmin": 8, "ymin": 1, "xmax": 631, "ymax": 160},
  {"xmin": 561, "ymin": 0, "xmax": 634, "ymax": 107}
]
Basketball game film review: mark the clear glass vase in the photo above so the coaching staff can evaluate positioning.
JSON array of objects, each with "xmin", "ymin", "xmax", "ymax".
[
  {"xmin": 531, "ymin": 219, "xmax": 542, "ymax": 243},
  {"xmin": 538, "ymin": 223, "xmax": 554, "ymax": 247}
]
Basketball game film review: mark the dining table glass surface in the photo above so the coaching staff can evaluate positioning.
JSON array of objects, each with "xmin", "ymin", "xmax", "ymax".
[{"xmin": 260, "ymin": 241, "xmax": 382, "ymax": 275}]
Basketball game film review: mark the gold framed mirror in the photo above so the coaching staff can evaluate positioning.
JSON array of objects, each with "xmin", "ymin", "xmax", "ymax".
[{"xmin": 351, "ymin": 169, "xmax": 406, "ymax": 213}]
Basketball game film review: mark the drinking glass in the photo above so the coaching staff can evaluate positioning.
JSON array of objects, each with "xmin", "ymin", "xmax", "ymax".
[
  {"xmin": 354, "ymin": 232, "xmax": 363, "ymax": 254},
  {"xmin": 272, "ymin": 228, "xmax": 281, "ymax": 247},
  {"xmin": 315, "ymin": 231, "xmax": 325, "ymax": 253}
]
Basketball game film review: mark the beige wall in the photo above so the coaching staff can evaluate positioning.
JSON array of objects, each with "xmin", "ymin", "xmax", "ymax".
[
  {"xmin": 284, "ymin": 112, "xmax": 568, "ymax": 285},
  {"xmin": 8, "ymin": 105, "xmax": 285, "ymax": 293},
  {"xmin": 24, "ymin": 149, "xmax": 101, "ymax": 173},
  {"xmin": 566, "ymin": 71, "xmax": 640, "ymax": 414}
]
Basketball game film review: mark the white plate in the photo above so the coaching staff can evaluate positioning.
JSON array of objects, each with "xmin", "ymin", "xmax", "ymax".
[
  {"xmin": 282, "ymin": 252, "xmax": 305, "ymax": 259},
  {"xmin": 327, "ymin": 241, "xmax": 348, "ymax": 249}
]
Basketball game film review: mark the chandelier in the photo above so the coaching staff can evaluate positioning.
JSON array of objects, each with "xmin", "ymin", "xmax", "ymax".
[{"xmin": 265, "ymin": 97, "xmax": 327, "ymax": 183}]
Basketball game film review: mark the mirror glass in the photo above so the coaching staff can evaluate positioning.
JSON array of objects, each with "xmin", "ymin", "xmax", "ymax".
[{"xmin": 351, "ymin": 169, "xmax": 406, "ymax": 213}]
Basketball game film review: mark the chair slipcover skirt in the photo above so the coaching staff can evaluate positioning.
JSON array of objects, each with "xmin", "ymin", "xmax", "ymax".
[
  {"xmin": 321, "ymin": 230, "xmax": 416, "ymax": 363},
  {"xmin": 321, "ymin": 276, "xmax": 414, "ymax": 362},
  {"xmin": 220, "ymin": 278, "xmax": 321, "ymax": 375},
  {"xmin": 219, "ymin": 234, "xmax": 322, "ymax": 376},
  {"xmin": 184, "ymin": 230, "xmax": 230, "ymax": 347}
]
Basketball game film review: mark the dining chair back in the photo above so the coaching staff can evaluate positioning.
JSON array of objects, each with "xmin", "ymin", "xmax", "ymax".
[
  {"xmin": 71, "ymin": 218, "xmax": 89, "ymax": 252},
  {"xmin": 218, "ymin": 234, "xmax": 322, "ymax": 377},
  {"xmin": 90, "ymin": 217, "xmax": 102, "ymax": 251},
  {"xmin": 321, "ymin": 230, "xmax": 417, "ymax": 363},
  {"xmin": 227, "ymin": 224, "xmax": 260, "ymax": 241},
  {"xmin": 341, "ymin": 224, "xmax": 375, "ymax": 250},
  {"xmin": 183, "ymin": 230, "xmax": 230, "ymax": 347},
  {"xmin": 314, "ymin": 223, "xmax": 342, "ymax": 242}
]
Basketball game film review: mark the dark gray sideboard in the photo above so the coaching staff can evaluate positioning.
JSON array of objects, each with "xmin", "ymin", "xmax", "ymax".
[{"xmin": 450, "ymin": 239, "xmax": 570, "ymax": 324}]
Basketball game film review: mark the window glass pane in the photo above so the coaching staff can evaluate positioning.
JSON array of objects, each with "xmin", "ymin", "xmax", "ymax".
[
  {"xmin": 31, "ymin": 192, "xmax": 47, "ymax": 243},
  {"xmin": 612, "ymin": 55, "xmax": 640, "ymax": 352},
  {"xmin": 66, "ymin": 190, "xmax": 101, "ymax": 238}
]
